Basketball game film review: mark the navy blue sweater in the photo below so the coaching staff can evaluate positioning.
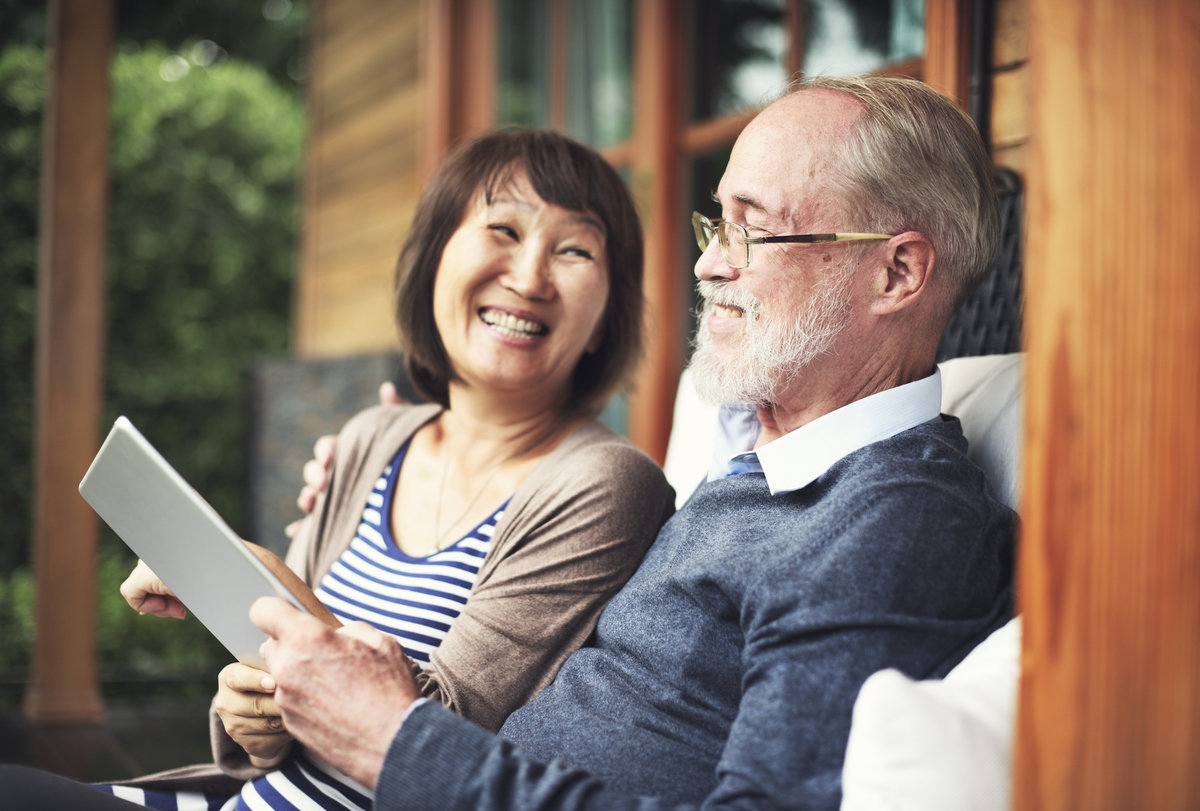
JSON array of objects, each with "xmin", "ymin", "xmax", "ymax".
[{"xmin": 376, "ymin": 417, "xmax": 1015, "ymax": 810}]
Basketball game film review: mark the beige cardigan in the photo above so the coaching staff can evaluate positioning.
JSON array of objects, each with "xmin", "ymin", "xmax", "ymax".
[{"xmin": 208, "ymin": 403, "xmax": 676, "ymax": 781}]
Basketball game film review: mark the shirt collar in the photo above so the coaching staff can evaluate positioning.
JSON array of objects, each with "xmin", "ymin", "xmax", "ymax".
[{"xmin": 716, "ymin": 369, "xmax": 943, "ymax": 495}]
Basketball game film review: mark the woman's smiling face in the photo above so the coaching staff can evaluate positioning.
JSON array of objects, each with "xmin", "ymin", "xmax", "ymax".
[{"xmin": 431, "ymin": 169, "xmax": 611, "ymax": 407}]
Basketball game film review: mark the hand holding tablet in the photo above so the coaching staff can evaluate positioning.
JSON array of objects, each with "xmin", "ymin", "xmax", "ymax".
[{"xmin": 79, "ymin": 416, "xmax": 338, "ymax": 669}]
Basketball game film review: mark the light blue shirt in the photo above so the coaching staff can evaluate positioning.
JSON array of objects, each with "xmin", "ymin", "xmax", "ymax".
[{"xmin": 708, "ymin": 369, "xmax": 943, "ymax": 495}]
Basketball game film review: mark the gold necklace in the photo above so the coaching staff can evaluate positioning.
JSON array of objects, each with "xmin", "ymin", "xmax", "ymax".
[
  {"xmin": 431, "ymin": 452, "xmax": 505, "ymax": 550},
  {"xmin": 428, "ymin": 412, "xmax": 574, "ymax": 550}
]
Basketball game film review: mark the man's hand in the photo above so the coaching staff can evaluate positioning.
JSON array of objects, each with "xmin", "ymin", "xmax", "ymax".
[
  {"xmin": 251, "ymin": 596, "xmax": 419, "ymax": 789},
  {"xmin": 119, "ymin": 560, "xmax": 186, "ymax": 619},
  {"xmin": 284, "ymin": 382, "xmax": 404, "ymax": 539},
  {"xmin": 213, "ymin": 661, "xmax": 294, "ymax": 768}
]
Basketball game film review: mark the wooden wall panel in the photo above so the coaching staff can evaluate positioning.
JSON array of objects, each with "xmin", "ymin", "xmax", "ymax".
[
  {"xmin": 1015, "ymin": 1, "xmax": 1200, "ymax": 807},
  {"xmin": 295, "ymin": 0, "xmax": 426, "ymax": 358},
  {"xmin": 990, "ymin": 0, "xmax": 1030, "ymax": 176},
  {"xmin": 991, "ymin": 64, "xmax": 1029, "ymax": 173}
]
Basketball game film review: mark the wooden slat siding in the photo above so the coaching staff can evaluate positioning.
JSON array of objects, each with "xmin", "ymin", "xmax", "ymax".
[
  {"xmin": 990, "ymin": 0, "xmax": 1029, "ymax": 175},
  {"xmin": 923, "ymin": 0, "xmax": 970, "ymax": 108},
  {"xmin": 1015, "ymin": 1, "xmax": 1200, "ymax": 808},
  {"xmin": 309, "ymin": 175, "xmax": 419, "ymax": 262},
  {"xmin": 626, "ymin": 0, "xmax": 684, "ymax": 464},
  {"xmin": 307, "ymin": 85, "xmax": 423, "ymax": 198},
  {"xmin": 25, "ymin": 0, "xmax": 111, "ymax": 724},
  {"xmin": 317, "ymin": 1, "xmax": 415, "ymax": 80},
  {"xmin": 296, "ymin": 0, "xmax": 426, "ymax": 357},
  {"xmin": 315, "ymin": 19, "xmax": 420, "ymax": 128}
]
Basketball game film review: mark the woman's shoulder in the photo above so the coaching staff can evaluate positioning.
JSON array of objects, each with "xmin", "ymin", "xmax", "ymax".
[
  {"xmin": 556, "ymin": 419, "xmax": 663, "ymax": 475},
  {"xmin": 528, "ymin": 419, "xmax": 674, "ymax": 509},
  {"xmin": 339, "ymin": 401, "xmax": 442, "ymax": 444}
]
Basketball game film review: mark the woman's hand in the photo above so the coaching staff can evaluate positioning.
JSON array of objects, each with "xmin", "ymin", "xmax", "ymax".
[
  {"xmin": 213, "ymin": 661, "xmax": 294, "ymax": 768},
  {"xmin": 119, "ymin": 560, "xmax": 186, "ymax": 619},
  {"xmin": 284, "ymin": 382, "xmax": 405, "ymax": 539}
]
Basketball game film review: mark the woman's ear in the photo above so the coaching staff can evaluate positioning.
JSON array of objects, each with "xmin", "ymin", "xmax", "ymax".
[
  {"xmin": 586, "ymin": 328, "xmax": 605, "ymax": 354},
  {"xmin": 870, "ymin": 231, "xmax": 935, "ymax": 315}
]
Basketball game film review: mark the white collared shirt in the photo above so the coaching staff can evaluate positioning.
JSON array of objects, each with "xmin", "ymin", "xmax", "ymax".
[{"xmin": 708, "ymin": 369, "xmax": 943, "ymax": 495}]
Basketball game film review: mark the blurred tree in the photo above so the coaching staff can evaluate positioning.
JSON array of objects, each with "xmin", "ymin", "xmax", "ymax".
[
  {"xmin": 0, "ymin": 39, "xmax": 303, "ymax": 692},
  {"xmin": 0, "ymin": 0, "xmax": 308, "ymax": 89}
]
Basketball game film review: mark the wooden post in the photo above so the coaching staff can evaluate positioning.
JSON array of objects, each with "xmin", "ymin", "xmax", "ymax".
[
  {"xmin": 1014, "ymin": 1, "xmax": 1200, "ymax": 807},
  {"xmin": 24, "ymin": 0, "xmax": 112, "ymax": 724},
  {"xmin": 923, "ymin": 0, "xmax": 971, "ymax": 108},
  {"xmin": 627, "ymin": 0, "xmax": 684, "ymax": 464}
]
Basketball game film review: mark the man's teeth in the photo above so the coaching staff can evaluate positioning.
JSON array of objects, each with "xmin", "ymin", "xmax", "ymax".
[
  {"xmin": 482, "ymin": 310, "xmax": 546, "ymax": 338},
  {"xmin": 713, "ymin": 304, "xmax": 744, "ymax": 319}
]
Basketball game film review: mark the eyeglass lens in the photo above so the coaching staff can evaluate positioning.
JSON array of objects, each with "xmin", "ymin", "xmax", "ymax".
[{"xmin": 692, "ymin": 213, "xmax": 749, "ymax": 268}]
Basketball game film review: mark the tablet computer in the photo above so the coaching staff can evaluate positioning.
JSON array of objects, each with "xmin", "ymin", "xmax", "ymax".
[{"xmin": 79, "ymin": 415, "xmax": 310, "ymax": 668}]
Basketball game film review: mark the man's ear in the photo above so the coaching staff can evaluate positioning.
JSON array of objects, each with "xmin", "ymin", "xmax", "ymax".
[{"xmin": 870, "ymin": 231, "xmax": 935, "ymax": 315}]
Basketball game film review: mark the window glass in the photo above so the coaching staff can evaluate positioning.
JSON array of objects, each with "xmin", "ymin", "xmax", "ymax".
[
  {"xmin": 497, "ymin": 0, "xmax": 549, "ymax": 127},
  {"xmin": 566, "ymin": 0, "xmax": 633, "ymax": 146},
  {"xmin": 689, "ymin": 0, "xmax": 789, "ymax": 121},
  {"xmin": 803, "ymin": 0, "xmax": 924, "ymax": 76},
  {"xmin": 689, "ymin": 0, "xmax": 925, "ymax": 122}
]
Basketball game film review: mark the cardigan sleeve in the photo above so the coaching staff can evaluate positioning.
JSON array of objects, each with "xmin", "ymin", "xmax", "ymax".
[{"xmin": 409, "ymin": 437, "xmax": 675, "ymax": 732}]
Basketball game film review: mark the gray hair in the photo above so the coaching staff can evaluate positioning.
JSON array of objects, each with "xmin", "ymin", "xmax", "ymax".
[{"xmin": 792, "ymin": 75, "xmax": 1000, "ymax": 306}]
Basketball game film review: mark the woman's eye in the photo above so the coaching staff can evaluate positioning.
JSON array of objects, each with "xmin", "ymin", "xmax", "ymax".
[
  {"xmin": 488, "ymin": 224, "xmax": 518, "ymax": 240},
  {"xmin": 562, "ymin": 246, "xmax": 595, "ymax": 261}
]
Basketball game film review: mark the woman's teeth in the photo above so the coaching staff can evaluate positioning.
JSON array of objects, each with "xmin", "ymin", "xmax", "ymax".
[{"xmin": 481, "ymin": 309, "xmax": 547, "ymax": 338}]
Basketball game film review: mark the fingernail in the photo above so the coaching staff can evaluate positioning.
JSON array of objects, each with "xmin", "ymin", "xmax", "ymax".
[{"xmin": 261, "ymin": 676, "xmax": 276, "ymax": 690}]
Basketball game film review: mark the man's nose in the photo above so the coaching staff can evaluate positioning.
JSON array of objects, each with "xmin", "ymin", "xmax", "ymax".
[{"xmin": 694, "ymin": 235, "xmax": 739, "ymax": 282}]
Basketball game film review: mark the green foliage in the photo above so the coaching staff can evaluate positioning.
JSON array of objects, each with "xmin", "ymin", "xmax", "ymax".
[
  {"xmin": 0, "ymin": 45, "xmax": 40, "ymax": 580},
  {"xmin": 0, "ymin": 41, "xmax": 303, "ymax": 702},
  {"xmin": 0, "ymin": 0, "xmax": 309, "ymax": 92}
]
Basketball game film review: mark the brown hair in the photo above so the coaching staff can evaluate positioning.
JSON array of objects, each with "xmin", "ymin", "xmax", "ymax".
[{"xmin": 394, "ymin": 129, "xmax": 644, "ymax": 412}]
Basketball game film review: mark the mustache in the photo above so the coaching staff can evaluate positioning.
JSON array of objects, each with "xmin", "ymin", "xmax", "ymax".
[{"xmin": 696, "ymin": 280, "xmax": 761, "ymax": 318}]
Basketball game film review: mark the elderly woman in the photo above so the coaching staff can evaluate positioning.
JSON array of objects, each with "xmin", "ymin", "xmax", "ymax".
[{"xmin": 104, "ymin": 128, "xmax": 675, "ymax": 811}]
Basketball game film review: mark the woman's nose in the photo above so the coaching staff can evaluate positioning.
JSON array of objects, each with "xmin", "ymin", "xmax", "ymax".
[{"xmin": 504, "ymin": 248, "xmax": 554, "ymax": 300}]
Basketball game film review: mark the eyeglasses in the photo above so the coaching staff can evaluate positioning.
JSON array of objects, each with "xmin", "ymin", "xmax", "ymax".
[{"xmin": 691, "ymin": 211, "xmax": 894, "ymax": 270}]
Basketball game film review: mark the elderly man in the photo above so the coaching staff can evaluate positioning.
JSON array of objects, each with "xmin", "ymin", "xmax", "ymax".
[{"xmin": 243, "ymin": 75, "xmax": 1015, "ymax": 810}]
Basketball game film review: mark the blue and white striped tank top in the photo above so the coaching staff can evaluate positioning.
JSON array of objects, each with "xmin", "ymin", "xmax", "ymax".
[
  {"xmin": 102, "ymin": 440, "xmax": 507, "ymax": 811},
  {"xmin": 312, "ymin": 442, "xmax": 506, "ymax": 664}
]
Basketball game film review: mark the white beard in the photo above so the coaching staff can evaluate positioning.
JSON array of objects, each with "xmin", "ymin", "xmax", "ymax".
[{"xmin": 688, "ymin": 274, "xmax": 854, "ymax": 407}]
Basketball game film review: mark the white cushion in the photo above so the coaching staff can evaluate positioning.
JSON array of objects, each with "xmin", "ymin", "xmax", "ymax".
[
  {"xmin": 840, "ymin": 618, "xmax": 1021, "ymax": 811},
  {"xmin": 663, "ymin": 367, "xmax": 720, "ymax": 508},
  {"xmin": 939, "ymin": 353, "xmax": 1024, "ymax": 510}
]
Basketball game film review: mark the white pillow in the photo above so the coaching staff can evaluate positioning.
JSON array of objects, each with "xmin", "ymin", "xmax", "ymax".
[
  {"xmin": 840, "ymin": 618, "xmax": 1021, "ymax": 811},
  {"xmin": 939, "ymin": 353, "xmax": 1024, "ymax": 510}
]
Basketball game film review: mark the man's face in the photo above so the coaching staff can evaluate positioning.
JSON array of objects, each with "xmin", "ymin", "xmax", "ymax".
[{"xmin": 688, "ymin": 91, "xmax": 868, "ymax": 407}]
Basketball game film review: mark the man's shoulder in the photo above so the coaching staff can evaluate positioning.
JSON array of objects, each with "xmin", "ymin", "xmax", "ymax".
[{"xmin": 837, "ymin": 416, "xmax": 976, "ymax": 486}]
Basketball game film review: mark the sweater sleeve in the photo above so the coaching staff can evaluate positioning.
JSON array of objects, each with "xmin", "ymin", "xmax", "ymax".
[
  {"xmin": 409, "ymin": 440, "xmax": 675, "ymax": 732},
  {"xmin": 376, "ymin": 702, "xmax": 704, "ymax": 811}
]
